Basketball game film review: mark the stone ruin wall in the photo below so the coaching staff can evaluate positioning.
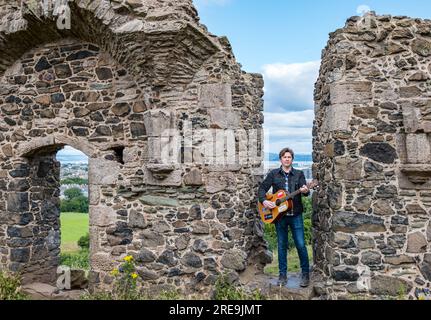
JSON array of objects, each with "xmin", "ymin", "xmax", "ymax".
[
  {"xmin": 313, "ymin": 13, "xmax": 431, "ymax": 299},
  {"xmin": 0, "ymin": 0, "xmax": 269, "ymax": 295}
]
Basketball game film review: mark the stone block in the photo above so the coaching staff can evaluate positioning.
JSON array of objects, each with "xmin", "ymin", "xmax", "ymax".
[
  {"xmin": 205, "ymin": 172, "xmax": 236, "ymax": 194},
  {"xmin": 143, "ymin": 109, "xmax": 174, "ymax": 137},
  {"xmin": 420, "ymin": 254, "xmax": 431, "ymax": 281},
  {"xmin": 208, "ymin": 108, "xmax": 240, "ymax": 129},
  {"xmin": 400, "ymin": 86, "xmax": 422, "ymax": 98},
  {"xmin": 412, "ymin": 38, "xmax": 431, "ymax": 57},
  {"xmin": 17, "ymin": 136, "xmax": 55, "ymax": 156},
  {"xmin": 370, "ymin": 275, "xmax": 412, "ymax": 296},
  {"xmin": 405, "ymin": 203, "xmax": 427, "ymax": 215},
  {"xmin": 89, "ymin": 158, "xmax": 120, "ymax": 185},
  {"xmin": 139, "ymin": 195, "xmax": 179, "ymax": 207},
  {"xmin": 183, "ymin": 168, "xmax": 203, "ymax": 186},
  {"xmin": 373, "ymin": 199, "xmax": 395, "ymax": 216},
  {"xmin": 90, "ymin": 205, "xmax": 117, "ymax": 227},
  {"xmin": 384, "ymin": 255, "xmax": 415, "ymax": 266},
  {"xmin": 7, "ymin": 192, "xmax": 29, "ymax": 212},
  {"xmin": 331, "ymin": 266, "xmax": 359, "ymax": 282},
  {"xmin": 406, "ymin": 231, "xmax": 427, "ymax": 253},
  {"xmin": 427, "ymin": 222, "xmax": 431, "ymax": 242},
  {"xmin": 140, "ymin": 230, "xmax": 165, "ymax": 248},
  {"xmin": 148, "ymin": 169, "xmax": 182, "ymax": 187},
  {"xmin": 322, "ymin": 104, "xmax": 353, "ymax": 132},
  {"xmin": 334, "ymin": 157, "xmax": 362, "ymax": 180},
  {"xmin": 181, "ymin": 252, "xmax": 203, "ymax": 269},
  {"xmin": 360, "ymin": 251, "xmax": 382, "ymax": 266},
  {"xmin": 129, "ymin": 210, "xmax": 146, "ymax": 229},
  {"xmin": 405, "ymin": 134, "xmax": 431, "ymax": 164},
  {"xmin": 192, "ymin": 221, "xmax": 210, "ymax": 235},
  {"xmin": 198, "ymin": 83, "xmax": 232, "ymax": 109},
  {"xmin": 359, "ymin": 143, "xmax": 397, "ymax": 164},
  {"xmin": 332, "ymin": 211, "xmax": 386, "ymax": 233},
  {"xmin": 329, "ymin": 82, "xmax": 372, "ymax": 104},
  {"xmin": 90, "ymin": 253, "xmax": 116, "ymax": 272},
  {"xmin": 220, "ymin": 249, "xmax": 246, "ymax": 271},
  {"xmin": 123, "ymin": 146, "xmax": 142, "ymax": 163},
  {"xmin": 402, "ymin": 105, "xmax": 421, "ymax": 133},
  {"xmin": 89, "ymin": 185, "xmax": 100, "ymax": 205},
  {"xmin": 397, "ymin": 167, "xmax": 431, "ymax": 190}
]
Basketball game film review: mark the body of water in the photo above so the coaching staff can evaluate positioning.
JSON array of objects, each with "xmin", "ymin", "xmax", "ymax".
[{"xmin": 56, "ymin": 154, "xmax": 88, "ymax": 164}]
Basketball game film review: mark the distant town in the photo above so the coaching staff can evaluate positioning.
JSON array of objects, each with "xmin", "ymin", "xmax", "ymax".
[
  {"xmin": 60, "ymin": 162, "xmax": 88, "ymax": 199},
  {"xmin": 58, "ymin": 153, "xmax": 314, "ymax": 196}
]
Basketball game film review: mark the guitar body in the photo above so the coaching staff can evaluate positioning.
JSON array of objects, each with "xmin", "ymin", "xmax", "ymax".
[
  {"xmin": 258, "ymin": 190, "xmax": 294, "ymax": 224},
  {"xmin": 258, "ymin": 180, "xmax": 319, "ymax": 224}
]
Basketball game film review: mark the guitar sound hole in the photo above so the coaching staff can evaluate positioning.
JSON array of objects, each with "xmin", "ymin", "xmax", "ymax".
[{"xmin": 275, "ymin": 199, "xmax": 281, "ymax": 206}]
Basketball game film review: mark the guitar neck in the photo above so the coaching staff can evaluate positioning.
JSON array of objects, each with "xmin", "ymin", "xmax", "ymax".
[{"xmin": 280, "ymin": 189, "xmax": 302, "ymax": 202}]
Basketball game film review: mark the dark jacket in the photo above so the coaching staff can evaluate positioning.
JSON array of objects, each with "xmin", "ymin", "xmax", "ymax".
[{"xmin": 258, "ymin": 167, "xmax": 310, "ymax": 216}]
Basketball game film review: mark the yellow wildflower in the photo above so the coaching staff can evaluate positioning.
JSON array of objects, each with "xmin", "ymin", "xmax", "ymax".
[
  {"xmin": 111, "ymin": 269, "xmax": 119, "ymax": 276},
  {"xmin": 124, "ymin": 255, "xmax": 133, "ymax": 262},
  {"xmin": 131, "ymin": 273, "xmax": 138, "ymax": 279}
]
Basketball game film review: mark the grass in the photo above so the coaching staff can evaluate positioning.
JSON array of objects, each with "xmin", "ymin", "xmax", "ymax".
[
  {"xmin": 264, "ymin": 245, "xmax": 313, "ymax": 275},
  {"xmin": 60, "ymin": 212, "xmax": 89, "ymax": 253},
  {"xmin": 60, "ymin": 249, "xmax": 90, "ymax": 270}
]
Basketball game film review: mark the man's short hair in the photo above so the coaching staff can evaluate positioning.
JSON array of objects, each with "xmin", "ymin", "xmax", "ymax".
[{"xmin": 279, "ymin": 147, "xmax": 295, "ymax": 160}]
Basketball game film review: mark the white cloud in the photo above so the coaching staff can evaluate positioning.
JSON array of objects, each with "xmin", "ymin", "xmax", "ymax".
[
  {"xmin": 262, "ymin": 61, "xmax": 320, "ymax": 113},
  {"xmin": 357, "ymin": 5, "xmax": 371, "ymax": 16},
  {"xmin": 263, "ymin": 110, "xmax": 314, "ymax": 129},
  {"xmin": 261, "ymin": 61, "xmax": 320, "ymax": 154},
  {"xmin": 263, "ymin": 110, "xmax": 314, "ymax": 154}
]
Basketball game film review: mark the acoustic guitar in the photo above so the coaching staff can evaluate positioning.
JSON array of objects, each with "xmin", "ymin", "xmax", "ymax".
[{"xmin": 258, "ymin": 180, "xmax": 319, "ymax": 224}]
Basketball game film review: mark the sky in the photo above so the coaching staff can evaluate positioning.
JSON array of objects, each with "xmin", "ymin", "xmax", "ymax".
[
  {"xmin": 193, "ymin": 0, "xmax": 431, "ymax": 154},
  {"xmin": 61, "ymin": 0, "xmax": 431, "ymax": 157}
]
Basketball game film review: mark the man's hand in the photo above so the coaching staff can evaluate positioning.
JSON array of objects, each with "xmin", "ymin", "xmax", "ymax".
[
  {"xmin": 263, "ymin": 200, "xmax": 276, "ymax": 209},
  {"xmin": 300, "ymin": 185, "xmax": 309, "ymax": 194}
]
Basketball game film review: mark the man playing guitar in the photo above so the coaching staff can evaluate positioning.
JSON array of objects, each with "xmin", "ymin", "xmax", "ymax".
[{"xmin": 258, "ymin": 147, "xmax": 310, "ymax": 287}]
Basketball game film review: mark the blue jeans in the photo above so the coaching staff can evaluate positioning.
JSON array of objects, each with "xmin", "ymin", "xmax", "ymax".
[{"xmin": 275, "ymin": 214, "xmax": 309, "ymax": 276}]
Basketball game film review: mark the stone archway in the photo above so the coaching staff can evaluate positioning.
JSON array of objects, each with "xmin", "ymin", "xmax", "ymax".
[
  {"xmin": 313, "ymin": 13, "xmax": 431, "ymax": 299},
  {"xmin": 0, "ymin": 1, "xmax": 268, "ymax": 295}
]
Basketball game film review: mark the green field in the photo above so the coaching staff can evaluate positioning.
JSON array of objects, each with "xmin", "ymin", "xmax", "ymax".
[{"xmin": 60, "ymin": 212, "xmax": 89, "ymax": 253}]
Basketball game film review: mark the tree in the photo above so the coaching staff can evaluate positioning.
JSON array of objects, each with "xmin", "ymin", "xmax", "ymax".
[
  {"xmin": 61, "ymin": 187, "xmax": 89, "ymax": 213},
  {"xmin": 64, "ymin": 187, "xmax": 83, "ymax": 200}
]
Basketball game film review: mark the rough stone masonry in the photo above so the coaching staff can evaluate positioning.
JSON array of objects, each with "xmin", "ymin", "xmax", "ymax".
[
  {"xmin": 313, "ymin": 12, "xmax": 431, "ymax": 299},
  {"xmin": 0, "ymin": 0, "xmax": 269, "ymax": 295}
]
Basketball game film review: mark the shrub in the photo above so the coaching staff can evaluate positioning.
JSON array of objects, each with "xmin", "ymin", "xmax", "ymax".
[
  {"xmin": 78, "ymin": 233, "xmax": 90, "ymax": 250},
  {"xmin": 60, "ymin": 196, "xmax": 89, "ymax": 213},
  {"xmin": 302, "ymin": 197, "xmax": 312, "ymax": 219},
  {"xmin": 0, "ymin": 270, "xmax": 27, "ymax": 300},
  {"xmin": 263, "ymin": 223, "xmax": 277, "ymax": 252},
  {"xmin": 61, "ymin": 178, "xmax": 88, "ymax": 185},
  {"xmin": 110, "ymin": 255, "xmax": 143, "ymax": 300},
  {"xmin": 60, "ymin": 249, "xmax": 90, "ymax": 270},
  {"xmin": 61, "ymin": 187, "xmax": 89, "ymax": 213},
  {"xmin": 64, "ymin": 188, "xmax": 84, "ymax": 200},
  {"xmin": 80, "ymin": 255, "xmax": 143, "ymax": 300}
]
